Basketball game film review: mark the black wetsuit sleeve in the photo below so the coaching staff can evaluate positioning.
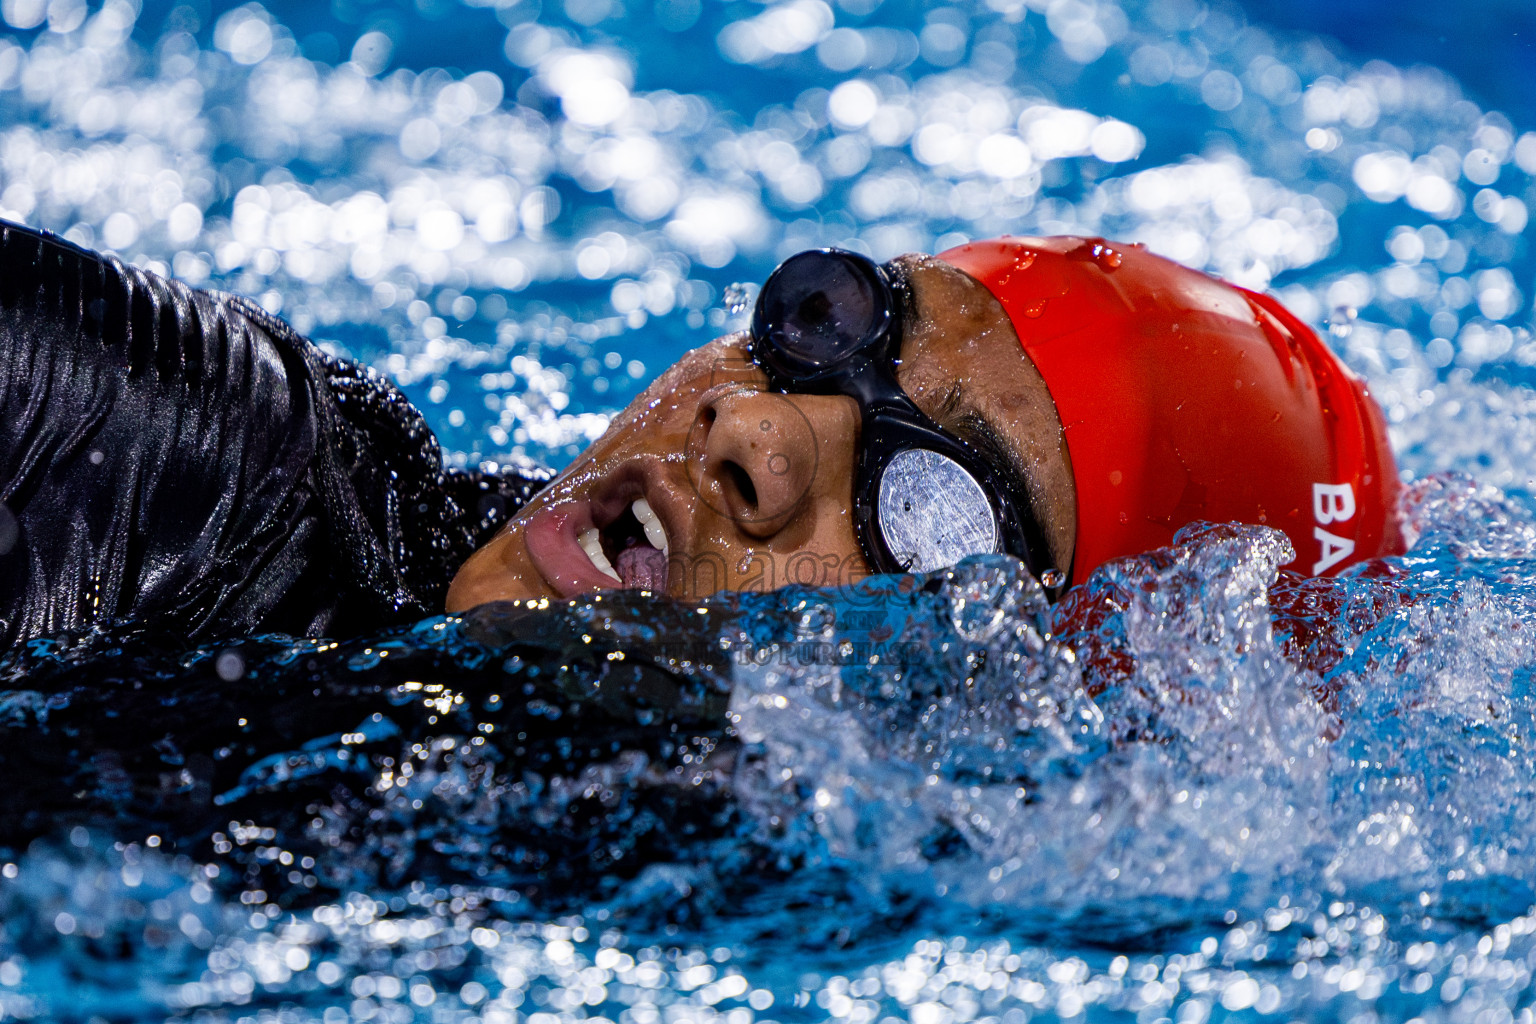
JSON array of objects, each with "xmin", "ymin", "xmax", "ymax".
[{"xmin": 0, "ymin": 220, "xmax": 549, "ymax": 647}]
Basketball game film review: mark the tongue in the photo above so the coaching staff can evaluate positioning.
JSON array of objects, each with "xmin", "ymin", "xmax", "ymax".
[{"xmin": 616, "ymin": 543, "xmax": 668, "ymax": 590}]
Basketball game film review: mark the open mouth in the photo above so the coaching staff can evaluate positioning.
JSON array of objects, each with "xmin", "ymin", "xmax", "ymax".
[
  {"xmin": 522, "ymin": 471, "xmax": 676, "ymax": 599},
  {"xmin": 577, "ymin": 496, "xmax": 670, "ymax": 590}
]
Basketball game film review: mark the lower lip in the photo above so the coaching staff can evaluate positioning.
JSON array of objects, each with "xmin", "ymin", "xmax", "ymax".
[{"xmin": 524, "ymin": 502, "xmax": 623, "ymax": 599}]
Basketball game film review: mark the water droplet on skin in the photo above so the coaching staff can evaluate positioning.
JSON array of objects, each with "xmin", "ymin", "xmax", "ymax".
[
  {"xmin": 1092, "ymin": 243, "xmax": 1122, "ymax": 270},
  {"xmin": 1023, "ymin": 300, "xmax": 1047, "ymax": 318}
]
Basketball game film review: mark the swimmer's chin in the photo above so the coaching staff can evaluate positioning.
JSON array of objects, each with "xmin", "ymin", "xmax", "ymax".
[{"xmin": 445, "ymin": 520, "xmax": 556, "ymax": 612}]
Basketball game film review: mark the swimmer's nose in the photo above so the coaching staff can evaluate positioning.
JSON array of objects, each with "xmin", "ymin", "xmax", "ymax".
[{"xmin": 689, "ymin": 387, "xmax": 855, "ymax": 539}]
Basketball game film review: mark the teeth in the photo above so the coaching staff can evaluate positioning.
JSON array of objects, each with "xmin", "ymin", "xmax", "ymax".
[
  {"xmin": 632, "ymin": 497, "xmax": 669, "ymax": 555},
  {"xmin": 577, "ymin": 527, "xmax": 622, "ymax": 583}
]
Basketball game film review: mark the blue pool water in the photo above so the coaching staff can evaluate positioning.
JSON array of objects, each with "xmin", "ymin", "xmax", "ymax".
[{"xmin": 3, "ymin": 0, "xmax": 1536, "ymax": 1021}]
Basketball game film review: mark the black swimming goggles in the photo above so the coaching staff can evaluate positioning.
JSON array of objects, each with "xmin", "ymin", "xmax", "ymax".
[{"xmin": 749, "ymin": 247, "xmax": 1060, "ymax": 587}]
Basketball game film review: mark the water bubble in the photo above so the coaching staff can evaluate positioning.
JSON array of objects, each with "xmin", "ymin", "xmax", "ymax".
[
  {"xmin": 213, "ymin": 6, "xmax": 273, "ymax": 65},
  {"xmin": 1328, "ymin": 305, "xmax": 1357, "ymax": 338},
  {"xmin": 723, "ymin": 282, "xmax": 754, "ymax": 314},
  {"xmin": 215, "ymin": 650, "xmax": 246, "ymax": 681},
  {"xmin": 350, "ymin": 30, "xmax": 393, "ymax": 75},
  {"xmin": 1, "ymin": 0, "xmax": 46, "ymax": 31}
]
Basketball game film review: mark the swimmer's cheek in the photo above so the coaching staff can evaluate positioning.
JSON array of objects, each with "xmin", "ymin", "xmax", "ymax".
[{"xmin": 445, "ymin": 529, "xmax": 547, "ymax": 611}]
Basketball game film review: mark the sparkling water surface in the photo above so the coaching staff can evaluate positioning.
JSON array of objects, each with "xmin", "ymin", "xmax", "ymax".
[{"xmin": 3, "ymin": 0, "xmax": 1536, "ymax": 1020}]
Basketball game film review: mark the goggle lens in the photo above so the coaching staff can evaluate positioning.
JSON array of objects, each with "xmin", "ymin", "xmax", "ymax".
[
  {"xmin": 877, "ymin": 449, "xmax": 999, "ymax": 572},
  {"xmin": 751, "ymin": 249, "xmax": 892, "ymax": 377}
]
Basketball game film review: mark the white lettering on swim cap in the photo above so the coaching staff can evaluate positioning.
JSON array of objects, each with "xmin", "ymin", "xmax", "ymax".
[
  {"xmin": 1312, "ymin": 526, "xmax": 1356, "ymax": 574},
  {"xmin": 1312, "ymin": 482, "xmax": 1356, "ymax": 524}
]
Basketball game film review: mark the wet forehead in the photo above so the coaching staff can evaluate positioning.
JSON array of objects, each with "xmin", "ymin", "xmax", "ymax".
[{"xmin": 886, "ymin": 253, "xmax": 1049, "ymax": 423}]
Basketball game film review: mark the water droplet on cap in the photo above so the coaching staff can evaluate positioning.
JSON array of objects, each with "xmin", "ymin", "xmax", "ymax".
[{"xmin": 1092, "ymin": 243, "xmax": 1122, "ymax": 270}]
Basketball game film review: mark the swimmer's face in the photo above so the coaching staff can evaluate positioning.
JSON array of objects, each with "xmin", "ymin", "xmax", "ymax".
[{"xmin": 445, "ymin": 254, "xmax": 1077, "ymax": 609}]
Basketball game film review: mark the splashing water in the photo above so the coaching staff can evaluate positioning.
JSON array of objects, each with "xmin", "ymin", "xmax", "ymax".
[
  {"xmin": 722, "ymin": 282, "xmax": 756, "ymax": 317},
  {"xmin": 2, "ymin": 0, "xmax": 1536, "ymax": 1021}
]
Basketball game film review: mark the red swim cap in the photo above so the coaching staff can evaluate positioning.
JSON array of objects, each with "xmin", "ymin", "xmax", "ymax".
[{"xmin": 937, "ymin": 236, "xmax": 1404, "ymax": 582}]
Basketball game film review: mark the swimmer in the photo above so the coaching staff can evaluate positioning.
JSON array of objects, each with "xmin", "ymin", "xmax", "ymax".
[
  {"xmin": 0, "ymin": 221, "xmax": 1403, "ymax": 648},
  {"xmin": 449, "ymin": 237, "xmax": 1404, "ymax": 607}
]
